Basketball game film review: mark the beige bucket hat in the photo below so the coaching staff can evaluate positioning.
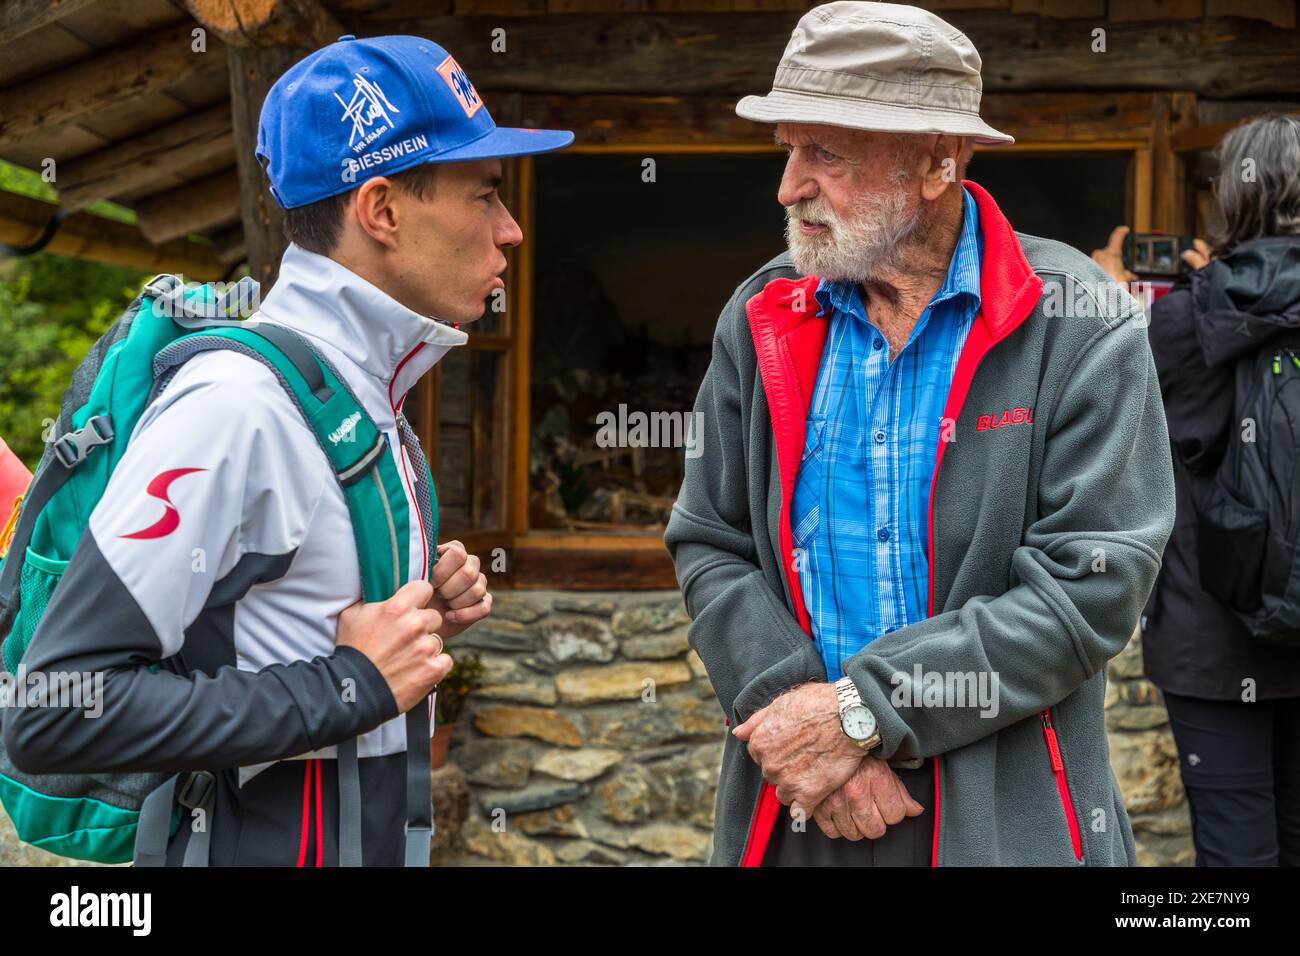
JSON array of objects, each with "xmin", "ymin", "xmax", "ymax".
[{"xmin": 736, "ymin": 1, "xmax": 1014, "ymax": 146}]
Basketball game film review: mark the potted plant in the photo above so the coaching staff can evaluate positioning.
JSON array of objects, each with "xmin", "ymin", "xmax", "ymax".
[{"xmin": 431, "ymin": 651, "xmax": 483, "ymax": 770}]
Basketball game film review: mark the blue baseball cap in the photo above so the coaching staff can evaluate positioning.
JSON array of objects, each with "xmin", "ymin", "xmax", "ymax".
[{"xmin": 257, "ymin": 34, "xmax": 574, "ymax": 209}]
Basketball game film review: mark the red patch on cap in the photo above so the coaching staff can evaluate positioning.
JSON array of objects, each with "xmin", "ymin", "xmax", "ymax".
[{"xmin": 436, "ymin": 55, "xmax": 483, "ymax": 119}]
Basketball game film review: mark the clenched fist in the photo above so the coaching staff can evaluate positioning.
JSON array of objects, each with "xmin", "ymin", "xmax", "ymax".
[
  {"xmin": 428, "ymin": 540, "xmax": 492, "ymax": 638},
  {"xmin": 336, "ymin": 579, "xmax": 453, "ymax": 713}
]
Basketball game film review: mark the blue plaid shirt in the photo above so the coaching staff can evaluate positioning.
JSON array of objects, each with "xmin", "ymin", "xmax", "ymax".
[{"xmin": 791, "ymin": 187, "xmax": 983, "ymax": 681}]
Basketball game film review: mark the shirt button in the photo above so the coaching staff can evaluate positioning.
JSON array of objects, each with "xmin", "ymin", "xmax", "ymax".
[
  {"xmin": 872, "ymin": 338, "xmax": 884, "ymax": 350},
  {"xmin": 878, "ymin": 527, "xmax": 891, "ymax": 542},
  {"xmin": 874, "ymin": 430, "xmax": 886, "ymax": 444}
]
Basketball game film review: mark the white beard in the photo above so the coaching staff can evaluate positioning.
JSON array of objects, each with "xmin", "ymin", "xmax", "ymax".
[{"xmin": 785, "ymin": 186, "xmax": 925, "ymax": 283}]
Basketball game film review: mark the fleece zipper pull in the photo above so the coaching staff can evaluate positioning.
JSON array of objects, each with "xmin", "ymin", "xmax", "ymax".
[{"xmin": 1040, "ymin": 710, "xmax": 1064, "ymax": 773}]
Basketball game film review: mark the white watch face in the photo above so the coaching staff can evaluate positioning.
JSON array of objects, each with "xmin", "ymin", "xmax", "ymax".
[{"xmin": 842, "ymin": 704, "xmax": 877, "ymax": 741}]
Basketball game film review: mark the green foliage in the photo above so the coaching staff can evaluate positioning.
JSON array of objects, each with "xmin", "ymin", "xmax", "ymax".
[
  {"xmin": 434, "ymin": 651, "xmax": 483, "ymax": 725},
  {"xmin": 556, "ymin": 453, "xmax": 590, "ymax": 514},
  {"xmin": 0, "ymin": 158, "xmax": 136, "ymax": 224},
  {"xmin": 0, "ymin": 253, "xmax": 146, "ymax": 469}
]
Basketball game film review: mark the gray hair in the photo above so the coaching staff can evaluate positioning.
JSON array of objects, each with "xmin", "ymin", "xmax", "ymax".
[{"xmin": 1213, "ymin": 112, "xmax": 1300, "ymax": 254}]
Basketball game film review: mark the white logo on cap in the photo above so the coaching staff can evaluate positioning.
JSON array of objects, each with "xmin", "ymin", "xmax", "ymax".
[{"xmin": 335, "ymin": 73, "xmax": 401, "ymax": 150}]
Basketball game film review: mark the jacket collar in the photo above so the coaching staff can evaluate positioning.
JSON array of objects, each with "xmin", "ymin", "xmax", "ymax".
[
  {"xmin": 961, "ymin": 179, "xmax": 1041, "ymax": 342},
  {"xmin": 256, "ymin": 243, "xmax": 468, "ymax": 413}
]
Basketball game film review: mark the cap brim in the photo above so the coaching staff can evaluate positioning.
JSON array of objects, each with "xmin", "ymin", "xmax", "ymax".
[
  {"xmin": 736, "ymin": 90, "xmax": 1014, "ymax": 146},
  {"xmin": 432, "ymin": 126, "xmax": 575, "ymax": 162}
]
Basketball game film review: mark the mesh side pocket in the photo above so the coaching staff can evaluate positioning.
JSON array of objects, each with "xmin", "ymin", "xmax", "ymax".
[{"xmin": 4, "ymin": 550, "xmax": 67, "ymax": 673}]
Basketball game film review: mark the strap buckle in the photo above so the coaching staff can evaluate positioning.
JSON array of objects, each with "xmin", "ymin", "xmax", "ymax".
[
  {"xmin": 52, "ymin": 415, "xmax": 115, "ymax": 468},
  {"xmin": 146, "ymin": 274, "xmax": 261, "ymax": 326},
  {"xmin": 177, "ymin": 770, "xmax": 215, "ymax": 810},
  {"xmin": 337, "ymin": 435, "xmax": 386, "ymax": 487}
]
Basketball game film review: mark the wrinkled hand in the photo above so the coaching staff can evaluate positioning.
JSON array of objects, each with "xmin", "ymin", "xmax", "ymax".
[
  {"xmin": 428, "ymin": 540, "xmax": 492, "ymax": 639},
  {"xmin": 732, "ymin": 682, "xmax": 865, "ymax": 813},
  {"xmin": 808, "ymin": 754, "xmax": 925, "ymax": 840}
]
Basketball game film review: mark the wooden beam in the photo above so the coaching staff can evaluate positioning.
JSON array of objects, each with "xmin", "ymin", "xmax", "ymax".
[
  {"xmin": 979, "ymin": 92, "xmax": 1156, "ymax": 143},
  {"xmin": 55, "ymin": 104, "xmax": 234, "ymax": 212},
  {"xmin": 0, "ymin": 24, "xmax": 214, "ymax": 151},
  {"xmin": 185, "ymin": 0, "xmax": 344, "ymax": 48},
  {"xmin": 510, "ymin": 91, "xmax": 1157, "ymax": 148},
  {"xmin": 1172, "ymin": 118, "xmax": 1241, "ymax": 153},
  {"xmin": 227, "ymin": 42, "xmax": 301, "ymax": 287},
  {"xmin": 377, "ymin": 13, "xmax": 1300, "ymax": 98},
  {"xmin": 1205, "ymin": 0, "xmax": 1296, "ymax": 28},
  {"xmin": 1010, "ymin": 0, "xmax": 1104, "ymax": 15},
  {"xmin": 0, "ymin": 190, "xmax": 226, "ymax": 278},
  {"xmin": 519, "ymin": 94, "xmax": 771, "ymax": 147},
  {"xmin": 1152, "ymin": 91, "xmax": 1198, "ymax": 233},
  {"xmin": 1107, "ymin": 0, "xmax": 1203, "ymax": 20},
  {"xmin": 1132, "ymin": 147, "xmax": 1153, "ymax": 233},
  {"xmin": 0, "ymin": 0, "xmax": 98, "ymax": 45},
  {"xmin": 134, "ymin": 169, "xmax": 242, "ymax": 243}
]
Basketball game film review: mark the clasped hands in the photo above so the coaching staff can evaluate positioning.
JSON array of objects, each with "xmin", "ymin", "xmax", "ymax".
[{"xmin": 732, "ymin": 681, "xmax": 924, "ymax": 840}]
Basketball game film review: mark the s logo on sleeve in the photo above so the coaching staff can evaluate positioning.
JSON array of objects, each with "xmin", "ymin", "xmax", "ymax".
[{"xmin": 120, "ymin": 468, "xmax": 207, "ymax": 540}]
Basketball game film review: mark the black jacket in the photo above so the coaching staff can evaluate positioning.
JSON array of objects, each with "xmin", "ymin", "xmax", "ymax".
[{"xmin": 1145, "ymin": 236, "xmax": 1300, "ymax": 699}]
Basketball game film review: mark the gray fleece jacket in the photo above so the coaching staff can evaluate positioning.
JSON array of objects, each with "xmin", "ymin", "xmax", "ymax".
[{"xmin": 664, "ymin": 181, "xmax": 1175, "ymax": 866}]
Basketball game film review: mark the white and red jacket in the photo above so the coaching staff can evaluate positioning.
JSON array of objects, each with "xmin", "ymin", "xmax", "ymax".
[{"xmin": 7, "ymin": 243, "xmax": 466, "ymax": 865}]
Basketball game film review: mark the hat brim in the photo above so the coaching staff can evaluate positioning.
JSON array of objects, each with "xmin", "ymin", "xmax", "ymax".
[
  {"xmin": 431, "ymin": 126, "xmax": 575, "ymax": 162},
  {"xmin": 736, "ymin": 89, "xmax": 1014, "ymax": 146}
]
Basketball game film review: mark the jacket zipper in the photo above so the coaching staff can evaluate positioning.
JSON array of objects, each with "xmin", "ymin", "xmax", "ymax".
[
  {"xmin": 1040, "ymin": 708, "xmax": 1084, "ymax": 861},
  {"xmin": 390, "ymin": 346, "xmax": 429, "ymax": 579}
]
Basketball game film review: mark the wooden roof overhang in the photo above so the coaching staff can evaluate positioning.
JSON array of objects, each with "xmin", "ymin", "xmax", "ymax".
[{"xmin": 0, "ymin": 1, "xmax": 1298, "ymax": 283}]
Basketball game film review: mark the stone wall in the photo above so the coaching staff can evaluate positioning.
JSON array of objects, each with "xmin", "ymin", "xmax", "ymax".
[
  {"xmin": 433, "ymin": 588, "xmax": 1195, "ymax": 866},
  {"xmin": 1105, "ymin": 629, "xmax": 1195, "ymax": 866},
  {"xmin": 433, "ymin": 590, "xmax": 723, "ymax": 865}
]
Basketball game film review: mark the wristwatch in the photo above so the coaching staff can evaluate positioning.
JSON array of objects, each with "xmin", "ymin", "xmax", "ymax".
[{"xmin": 835, "ymin": 676, "xmax": 881, "ymax": 751}]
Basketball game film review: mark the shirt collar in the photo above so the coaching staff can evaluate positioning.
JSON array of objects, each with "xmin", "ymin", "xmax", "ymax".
[
  {"xmin": 256, "ymin": 243, "xmax": 468, "ymax": 411},
  {"xmin": 814, "ymin": 185, "xmax": 982, "ymax": 320}
]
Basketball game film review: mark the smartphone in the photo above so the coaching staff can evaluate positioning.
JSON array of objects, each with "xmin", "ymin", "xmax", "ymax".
[{"xmin": 1123, "ymin": 231, "xmax": 1196, "ymax": 278}]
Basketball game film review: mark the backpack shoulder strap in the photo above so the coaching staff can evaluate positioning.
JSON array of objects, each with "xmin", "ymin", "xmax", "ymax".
[
  {"xmin": 152, "ymin": 324, "xmax": 409, "ymax": 601},
  {"xmin": 151, "ymin": 323, "xmax": 434, "ymax": 867}
]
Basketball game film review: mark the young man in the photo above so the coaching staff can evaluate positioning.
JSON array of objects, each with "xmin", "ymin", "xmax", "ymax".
[{"xmin": 4, "ymin": 35, "xmax": 573, "ymax": 865}]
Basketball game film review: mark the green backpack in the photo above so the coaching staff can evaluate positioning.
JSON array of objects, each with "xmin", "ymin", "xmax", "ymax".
[{"xmin": 0, "ymin": 274, "xmax": 436, "ymax": 866}]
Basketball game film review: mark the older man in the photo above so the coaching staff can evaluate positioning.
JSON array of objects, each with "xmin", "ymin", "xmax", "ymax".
[{"xmin": 665, "ymin": 1, "xmax": 1175, "ymax": 866}]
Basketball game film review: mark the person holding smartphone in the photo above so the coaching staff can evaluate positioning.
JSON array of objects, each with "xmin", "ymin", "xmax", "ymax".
[{"xmin": 1093, "ymin": 112, "xmax": 1300, "ymax": 867}]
